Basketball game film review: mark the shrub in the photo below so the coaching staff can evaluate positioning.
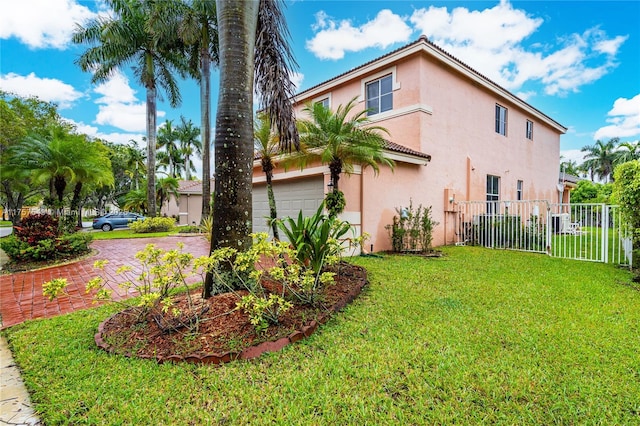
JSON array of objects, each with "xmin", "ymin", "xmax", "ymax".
[
  {"xmin": 14, "ymin": 213, "xmax": 59, "ymax": 244},
  {"xmin": 178, "ymin": 226, "xmax": 201, "ymax": 234},
  {"xmin": 385, "ymin": 200, "xmax": 439, "ymax": 253},
  {"xmin": 276, "ymin": 203, "xmax": 352, "ymax": 274},
  {"xmin": 130, "ymin": 216, "xmax": 176, "ymax": 233}
]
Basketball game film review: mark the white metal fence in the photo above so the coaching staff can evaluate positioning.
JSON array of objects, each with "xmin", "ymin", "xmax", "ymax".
[{"xmin": 454, "ymin": 201, "xmax": 633, "ymax": 267}]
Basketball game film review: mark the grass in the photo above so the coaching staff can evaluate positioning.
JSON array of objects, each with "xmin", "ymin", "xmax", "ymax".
[
  {"xmin": 88, "ymin": 228, "xmax": 180, "ymax": 240},
  {"xmin": 3, "ymin": 246, "xmax": 639, "ymax": 424}
]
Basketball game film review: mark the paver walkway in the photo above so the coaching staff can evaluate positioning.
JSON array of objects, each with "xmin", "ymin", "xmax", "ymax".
[{"xmin": 0, "ymin": 235, "xmax": 210, "ymax": 329}]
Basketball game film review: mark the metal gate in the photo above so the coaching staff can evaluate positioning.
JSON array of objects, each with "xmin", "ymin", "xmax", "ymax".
[{"xmin": 454, "ymin": 201, "xmax": 633, "ymax": 267}]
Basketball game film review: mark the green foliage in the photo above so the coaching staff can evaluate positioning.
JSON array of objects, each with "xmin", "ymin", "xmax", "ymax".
[
  {"xmin": 612, "ymin": 161, "xmax": 640, "ymax": 269},
  {"xmin": 570, "ymin": 180, "xmax": 612, "ymax": 203},
  {"xmin": 130, "ymin": 216, "xmax": 176, "ymax": 233},
  {"xmin": 44, "ymin": 243, "xmax": 209, "ymax": 328},
  {"xmin": 236, "ymin": 293, "xmax": 293, "ymax": 335},
  {"xmin": 324, "ymin": 190, "xmax": 346, "ymax": 218},
  {"xmin": 178, "ymin": 225, "xmax": 201, "ymax": 234},
  {"xmin": 207, "ymin": 233, "xmax": 341, "ymax": 309},
  {"xmin": 276, "ymin": 203, "xmax": 352, "ymax": 274},
  {"xmin": 385, "ymin": 200, "xmax": 439, "ymax": 253}
]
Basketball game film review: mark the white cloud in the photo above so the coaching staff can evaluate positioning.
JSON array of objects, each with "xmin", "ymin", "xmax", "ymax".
[
  {"xmin": 409, "ymin": 0, "xmax": 627, "ymax": 96},
  {"xmin": 594, "ymin": 94, "xmax": 640, "ymax": 140},
  {"xmin": 306, "ymin": 9, "xmax": 413, "ymax": 60},
  {"xmin": 0, "ymin": 0, "xmax": 96, "ymax": 49},
  {"xmin": 0, "ymin": 72, "xmax": 83, "ymax": 108},
  {"xmin": 92, "ymin": 71, "xmax": 165, "ymax": 133},
  {"xmin": 66, "ymin": 119, "xmax": 145, "ymax": 145}
]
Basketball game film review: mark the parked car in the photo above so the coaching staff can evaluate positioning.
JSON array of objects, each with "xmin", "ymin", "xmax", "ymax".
[{"xmin": 92, "ymin": 212, "xmax": 145, "ymax": 231}]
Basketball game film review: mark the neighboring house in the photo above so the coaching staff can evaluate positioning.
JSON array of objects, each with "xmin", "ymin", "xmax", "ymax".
[
  {"xmin": 252, "ymin": 36, "xmax": 567, "ymax": 251},
  {"xmin": 163, "ymin": 180, "xmax": 212, "ymax": 225}
]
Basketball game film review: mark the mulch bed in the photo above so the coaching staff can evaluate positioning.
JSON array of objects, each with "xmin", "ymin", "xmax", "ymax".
[{"xmin": 95, "ymin": 262, "xmax": 368, "ymax": 364}]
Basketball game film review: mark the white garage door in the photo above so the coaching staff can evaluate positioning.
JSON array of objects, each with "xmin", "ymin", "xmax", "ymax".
[{"xmin": 252, "ymin": 177, "xmax": 325, "ymax": 235}]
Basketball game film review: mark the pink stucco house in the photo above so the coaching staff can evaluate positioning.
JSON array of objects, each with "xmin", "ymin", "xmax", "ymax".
[{"xmin": 251, "ymin": 36, "xmax": 567, "ymax": 251}]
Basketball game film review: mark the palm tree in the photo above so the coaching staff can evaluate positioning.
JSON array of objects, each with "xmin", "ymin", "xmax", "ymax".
[
  {"xmin": 616, "ymin": 140, "xmax": 640, "ymax": 164},
  {"xmin": 293, "ymin": 98, "xmax": 395, "ymax": 194},
  {"xmin": 203, "ymin": 0, "xmax": 299, "ymax": 298},
  {"xmin": 175, "ymin": 116, "xmax": 201, "ymax": 181},
  {"xmin": 176, "ymin": 0, "xmax": 218, "ymax": 220},
  {"xmin": 254, "ymin": 112, "xmax": 282, "ymax": 239},
  {"xmin": 69, "ymin": 139, "xmax": 115, "ymax": 226},
  {"xmin": 124, "ymin": 140, "xmax": 146, "ymax": 191},
  {"xmin": 157, "ymin": 119, "xmax": 183, "ymax": 178},
  {"xmin": 156, "ymin": 176, "xmax": 180, "ymax": 213},
  {"xmin": 580, "ymin": 138, "xmax": 619, "ymax": 182},
  {"xmin": 73, "ymin": 0, "xmax": 187, "ymax": 216}
]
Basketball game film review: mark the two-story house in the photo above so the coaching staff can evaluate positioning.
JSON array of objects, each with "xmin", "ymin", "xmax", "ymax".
[{"xmin": 251, "ymin": 36, "xmax": 567, "ymax": 251}]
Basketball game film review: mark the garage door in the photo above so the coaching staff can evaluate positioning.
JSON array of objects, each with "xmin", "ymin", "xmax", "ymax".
[{"xmin": 252, "ymin": 177, "xmax": 325, "ymax": 235}]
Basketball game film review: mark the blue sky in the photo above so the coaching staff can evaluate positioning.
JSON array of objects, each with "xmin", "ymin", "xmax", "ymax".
[{"xmin": 1, "ymin": 0, "xmax": 639, "ymax": 172}]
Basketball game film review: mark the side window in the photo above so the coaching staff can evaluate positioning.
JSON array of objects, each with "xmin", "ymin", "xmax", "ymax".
[
  {"xmin": 495, "ymin": 104, "xmax": 508, "ymax": 136},
  {"xmin": 517, "ymin": 180, "xmax": 523, "ymax": 201},
  {"xmin": 366, "ymin": 74, "xmax": 393, "ymax": 115},
  {"xmin": 526, "ymin": 120, "xmax": 534, "ymax": 140},
  {"xmin": 486, "ymin": 175, "xmax": 500, "ymax": 214}
]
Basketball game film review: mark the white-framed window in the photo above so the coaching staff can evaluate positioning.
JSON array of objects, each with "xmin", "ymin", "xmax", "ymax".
[
  {"xmin": 366, "ymin": 74, "xmax": 393, "ymax": 115},
  {"xmin": 517, "ymin": 180, "xmax": 523, "ymax": 201},
  {"xmin": 487, "ymin": 175, "xmax": 500, "ymax": 214},
  {"xmin": 526, "ymin": 120, "xmax": 534, "ymax": 140},
  {"xmin": 495, "ymin": 104, "xmax": 508, "ymax": 136},
  {"xmin": 316, "ymin": 97, "xmax": 330, "ymax": 109}
]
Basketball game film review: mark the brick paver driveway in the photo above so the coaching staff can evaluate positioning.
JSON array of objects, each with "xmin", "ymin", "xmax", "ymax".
[{"xmin": 0, "ymin": 235, "xmax": 210, "ymax": 328}]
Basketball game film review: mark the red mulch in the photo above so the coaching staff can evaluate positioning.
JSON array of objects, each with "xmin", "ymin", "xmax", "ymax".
[{"xmin": 96, "ymin": 262, "xmax": 367, "ymax": 364}]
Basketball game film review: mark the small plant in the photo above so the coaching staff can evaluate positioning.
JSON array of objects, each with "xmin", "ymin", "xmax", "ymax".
[
  {"xmin": 325, "ymin": 190, "xmax": 346, "ymax": 218},
  {"xmin": 385, "ymin": 200, "xmax": 439, "ymax": 253},
  {"xmin": 236, "ymin": 293, "xmax": 293, "ymax": 334},
  {"xmin": 276, "ymin": 203, "xmax": 352, "ymax": 274},
  {"xmin": 130, "ymin": 216, "xmax": 176, "ymax": 233},
  {"xmin": 43, "ymin": 243, "xmax": 211, "ymax": 330}
]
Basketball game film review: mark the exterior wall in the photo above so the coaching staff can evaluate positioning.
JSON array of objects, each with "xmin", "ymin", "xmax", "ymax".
[{"xmin": 293, "ymin": 47, "xmax": 563, "ymax": 251}]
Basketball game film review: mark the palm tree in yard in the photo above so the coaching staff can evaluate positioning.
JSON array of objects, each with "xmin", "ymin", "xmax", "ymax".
[
  {"xmin": 580, "ymin": 138, "xmax": 619, "ymax": 182},
  {"xmin": 203, "ymin": 0, "xmax": 299, "ymax": 298},
  {"xmin": 254, "ymin": 112, "xmax": 282, "ymax": 239},
  {"xmin": 616, "ymin": 140, "xmax": 640, "ymax": 164},
  {"xmin": 73, "ymin": 0, "xmax": 187, "ymax": 216},
  {"xmin": 291, "ymin": 98, "xmax": 395, "ymax": 213},
  {"xmin": 175, "ymin": 116, "xmax": 202, "ymax": 181},
  {"xmin": 176, "ymin": 0, "xmax": 218, "ymax": 221}
]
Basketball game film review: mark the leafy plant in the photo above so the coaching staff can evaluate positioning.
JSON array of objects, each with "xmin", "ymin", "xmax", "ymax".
[
  {"xmin": 43, "ymin": 243, "xmax": 210, "ymax": 330},
  {"xmin": 325, "ymin": 190, "xmax": 346, "ymax": 218},
  {"xmin": 385, "ymin": 200, "xmax": 439, "ymax": 253},
  {"xmin": 276, "ymin": 203, "xmax": 352, "ymax": 274},
  {"xmin": 130, "ymin": 216, "xmax": 176, "ymax": 233}
]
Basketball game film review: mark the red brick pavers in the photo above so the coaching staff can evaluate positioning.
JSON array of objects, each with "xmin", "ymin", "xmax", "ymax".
[{"xmin": 0, "ymin": 235, "xmax": 210, "ymax": 329}]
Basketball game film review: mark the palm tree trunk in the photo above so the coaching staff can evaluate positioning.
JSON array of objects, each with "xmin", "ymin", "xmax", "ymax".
[
  {"xmin": 265, "ymin": 170, "xmax": 279, "ymax": 240},
  {"xmin": 146, "ymin": 86, "xmax": 158, "ymax": 217},
  {"xmin": 204, "ymin": 0, "xmax": 259, "ymax": 298},
  {"xmin": 200, "ymin": 51, "xmax": 212, "ymax": 222}
]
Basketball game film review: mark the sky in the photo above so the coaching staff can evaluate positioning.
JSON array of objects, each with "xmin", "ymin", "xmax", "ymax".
[{"xmin": 1, "ymin": 0, "xmax": 639, "ymax": 174}]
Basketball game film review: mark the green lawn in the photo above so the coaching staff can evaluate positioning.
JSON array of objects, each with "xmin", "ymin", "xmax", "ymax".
[{"xmin": 3, "ymin": 246, "xmax": 639, "ymax": 424}]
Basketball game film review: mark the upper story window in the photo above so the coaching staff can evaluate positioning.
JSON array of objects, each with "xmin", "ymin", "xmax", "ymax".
[
  {"xmin": 366, "ymin": 74, "xmax": 393, "ymax": 115},
  {"xmin": 495, "ymin": 104, "xmax": 508, "ymax": 136},
  {"xmin": 316, "ymin": 97, "xmax": 330, "ymax": 109},
  {"xmin": 526, "ymin": 120, "xmax": 534, "ymax": 140}
]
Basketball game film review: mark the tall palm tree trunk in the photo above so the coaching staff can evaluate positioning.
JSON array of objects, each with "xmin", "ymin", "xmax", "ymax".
[
  {"xmin": 146, "ymin": 86, "xmax": 158, "ymax": 217},
  {"xmin": 204, "ymin": 0, "xmax": 259, "ymax": 298},
  {"xmin": 200, "ymin": 53, "xmax": 212, "ymax": 221}
]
